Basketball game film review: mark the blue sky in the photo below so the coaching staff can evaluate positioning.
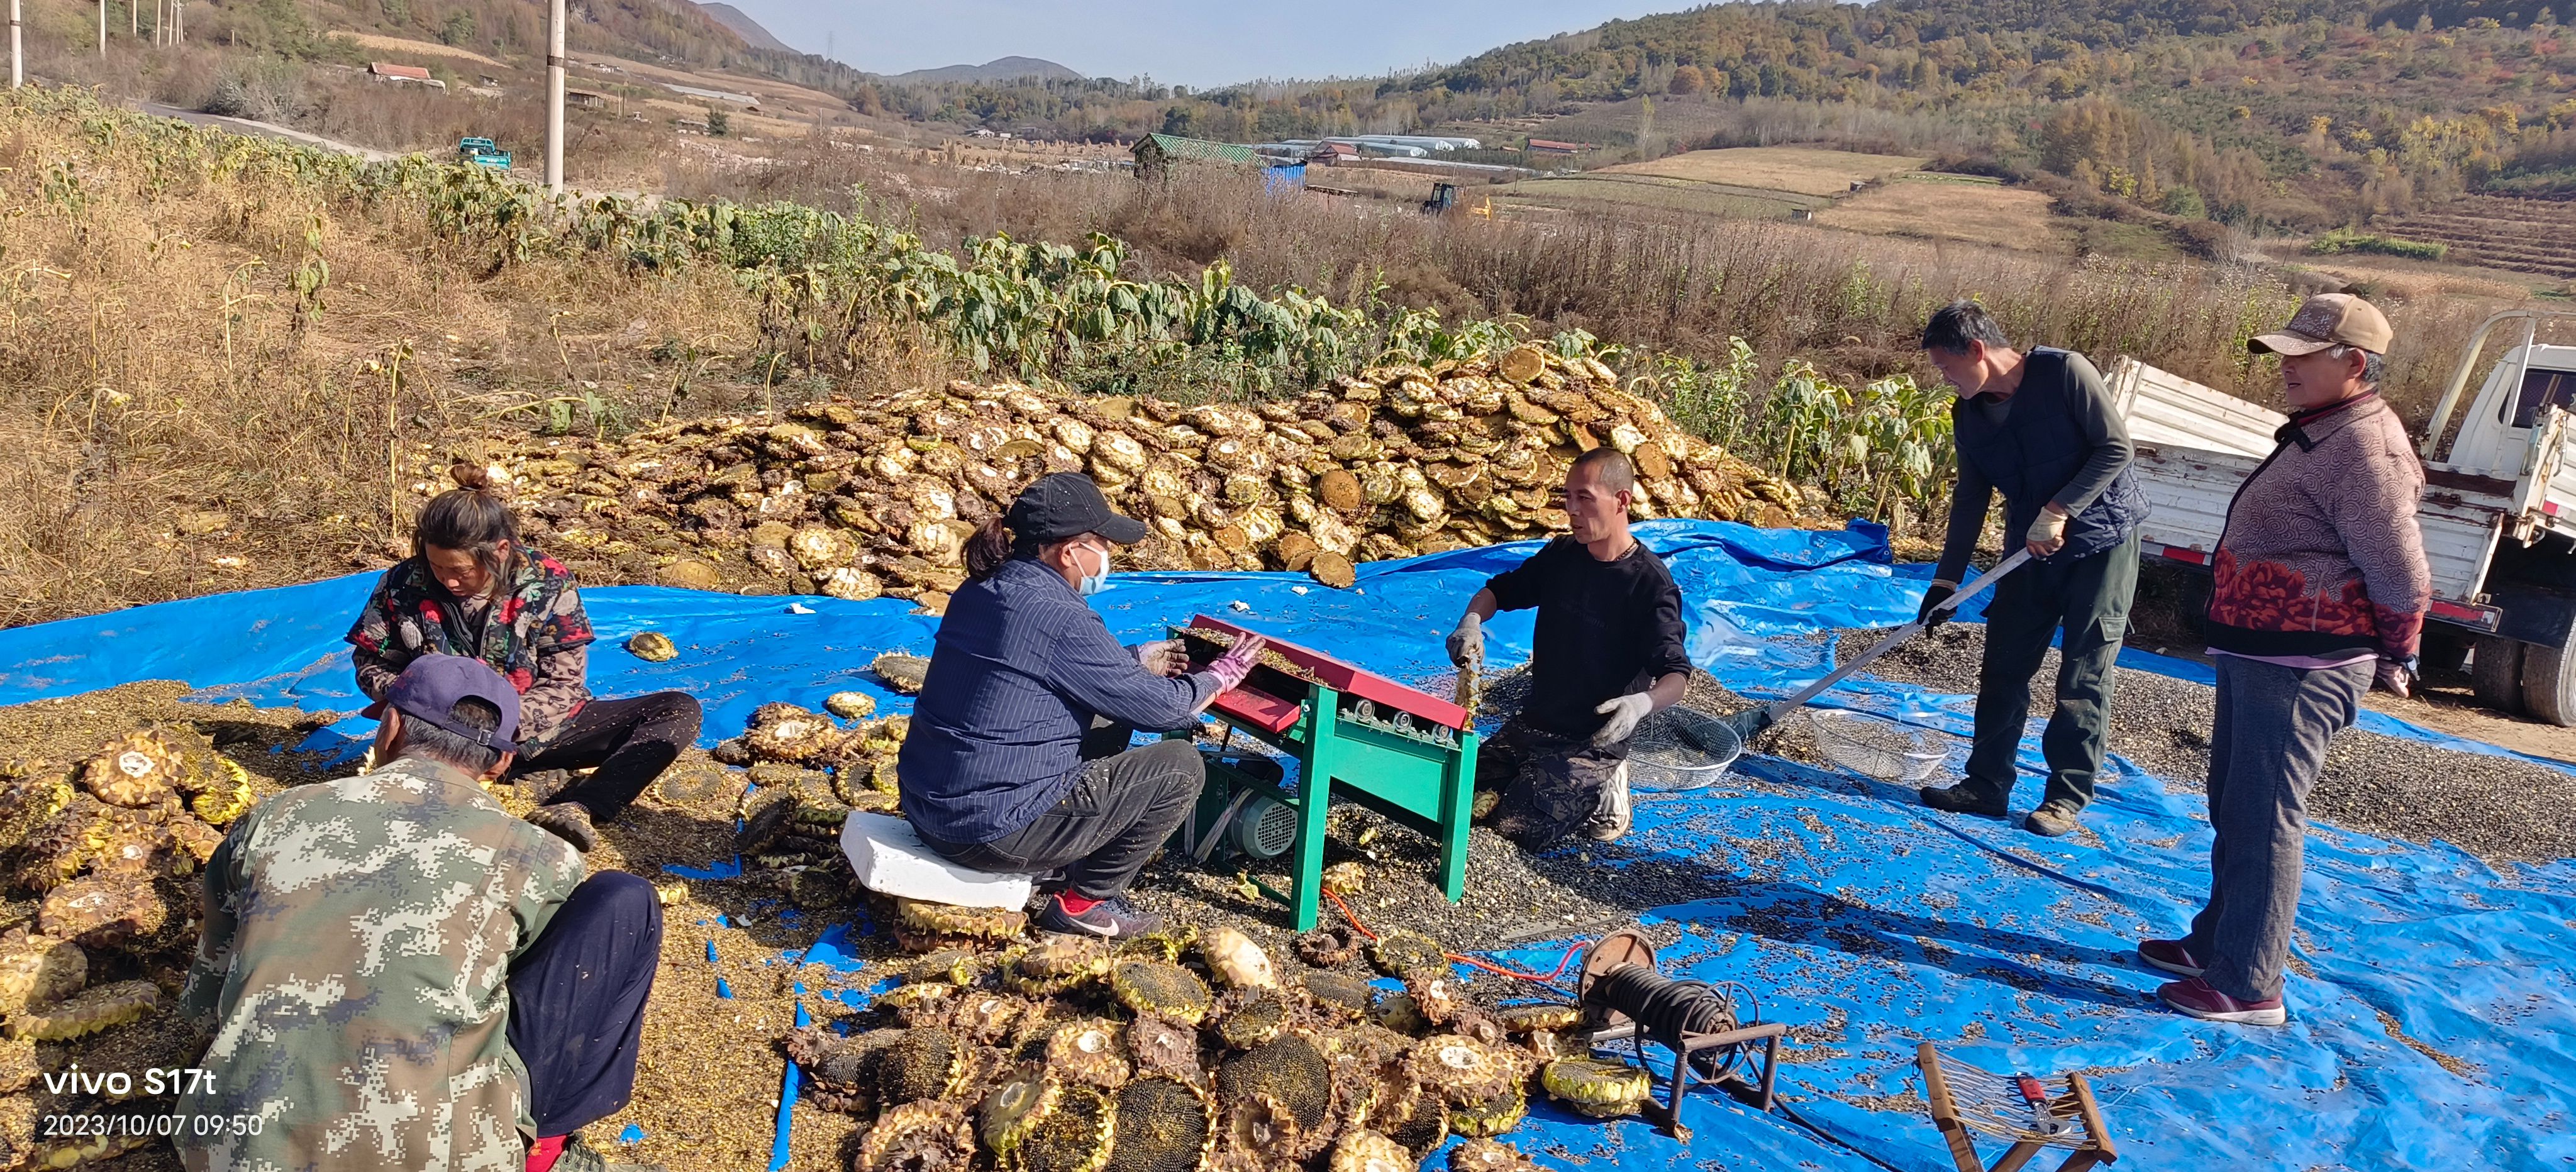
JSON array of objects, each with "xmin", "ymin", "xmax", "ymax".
[{"xmin": 719, "ymin": 0, "xmax": 1687, "ymax": 89}]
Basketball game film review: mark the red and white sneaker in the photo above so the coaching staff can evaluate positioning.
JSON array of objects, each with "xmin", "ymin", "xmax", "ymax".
[
  {"xmin": 2158, "ymin": 976, "xmax": 2286, "ymax": 1026},
  {"xmin": 2138, "ymin": 938, "xmax": 2204, "ymax": 978}
]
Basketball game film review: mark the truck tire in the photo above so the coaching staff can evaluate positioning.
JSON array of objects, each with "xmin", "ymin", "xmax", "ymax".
[
  {"xmin": 2521, "ymin": 636, "xmax": 2576, "ymax": 727},
  {"xmin": 2472, "ymin": 636, "xmax": 2526, "ymax": 716}
]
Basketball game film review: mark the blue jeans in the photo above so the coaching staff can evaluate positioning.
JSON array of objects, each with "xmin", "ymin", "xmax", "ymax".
[
  {"xmin": 2182, "ymin": 655, "xmax": 2371, "ymax": 1003},
  {"xmin": 508, "ymin": 872, "xmax": 663, "ymax": 1137}
]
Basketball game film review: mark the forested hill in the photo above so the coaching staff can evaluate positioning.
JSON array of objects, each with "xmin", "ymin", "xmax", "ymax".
[
  {"xmin": 861, "ymin": 0, "xmax": 2571, "ymax": 233},
  {"xmin": 206, "ymin": 0, "xmax": 875, "ymax": 97}
]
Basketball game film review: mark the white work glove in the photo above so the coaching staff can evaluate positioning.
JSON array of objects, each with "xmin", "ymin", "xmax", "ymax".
[
  {"xmin": 1133, "ymin": 639, "xmax": 1187, "ymax": 678},
  {"xmin": 2374, "ymin": 658, "xmax": 2412, "ymax": 699},
  {"xmin": 2025, "ymin": 505, "xmax": 2068, "ymax": 558},
  {"xmin": 1446, "ymin": 613, "xmax": 1483, "ymax": 671},
  {"xmin": 1592, "ymin": 692, "xmax": 1654, "ymax": 748}
]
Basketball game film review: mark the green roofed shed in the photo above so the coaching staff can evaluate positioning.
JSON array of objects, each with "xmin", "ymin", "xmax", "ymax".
[{"xmin": 1132, "ymin": 133, "xmax": 1258, "ymax": 180}]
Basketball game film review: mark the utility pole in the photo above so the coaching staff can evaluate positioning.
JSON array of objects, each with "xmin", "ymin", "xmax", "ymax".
[
  {"xmin": 9, "ymin": 0, "xmax": 19, "ymax": 88},
  {"xmin": 98, "ymin": 0, "xmax": 106, "ymax": 57},
  {"xmin": 545, "ymin": 0, "xmax": 564, "ymax": 194}
]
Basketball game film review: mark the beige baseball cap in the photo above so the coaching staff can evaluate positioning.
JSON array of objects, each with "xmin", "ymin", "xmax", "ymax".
[{"xmin": 2249, "ymin": 292, "xmax": 2392, "ymax": 357}]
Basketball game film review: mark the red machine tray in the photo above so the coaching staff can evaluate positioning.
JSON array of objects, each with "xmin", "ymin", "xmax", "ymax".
[{"xmin": 1190, "ymin": 614, "xmax": 1472, "ymax": 731}]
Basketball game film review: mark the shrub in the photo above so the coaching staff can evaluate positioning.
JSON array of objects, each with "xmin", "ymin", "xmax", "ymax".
[
  {"xmin": 2170, "ymin": 218, "xmax": 2236, "ymax": 260},
  {"xmin": 2307, "ymin": 229, "xmax": 2448, "ymax": 260}
]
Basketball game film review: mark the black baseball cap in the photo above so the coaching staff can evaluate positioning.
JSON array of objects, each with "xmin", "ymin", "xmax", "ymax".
[
  {"xmin": 1005, "ymin": 472, "xmax": 1149, "ymax": 545},
  {"xmin": 360, "ymin": 654, "xmax": 521, "ymax": 755}
]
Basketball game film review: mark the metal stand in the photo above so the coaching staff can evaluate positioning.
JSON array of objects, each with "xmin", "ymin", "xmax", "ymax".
[
  {"xmin": 1581, "ymin": 1018, "xmax": 1788, "ymax": 1142},
  {"xmin": 1572, "ymin": 929, "xmax": 1792, "ymax": 1142}
]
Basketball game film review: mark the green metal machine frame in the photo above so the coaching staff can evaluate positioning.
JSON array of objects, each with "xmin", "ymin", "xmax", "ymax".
[{"xmin": 1170, "ymin": 616, "xmax": 1479, "ymax": 931}]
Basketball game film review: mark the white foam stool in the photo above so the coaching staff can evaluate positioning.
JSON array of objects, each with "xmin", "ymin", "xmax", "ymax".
[{"xmin": 840, "ymin": 811, "xmax": 1034, "ymax": 910}]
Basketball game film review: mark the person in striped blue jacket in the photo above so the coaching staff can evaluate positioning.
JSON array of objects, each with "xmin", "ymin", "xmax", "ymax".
[{"xmin": 899, "ymin": 473, "xmax": 1263, "ymax": 939}]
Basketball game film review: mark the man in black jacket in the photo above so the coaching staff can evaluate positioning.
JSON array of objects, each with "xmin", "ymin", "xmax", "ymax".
[
  {"xmin": 1916, "ymin": 301, "xmax": 2146, "ymax": 837},
  {"xmin": 1445, "ymin": 448, "xmax": 1691, "ymax": 849}
]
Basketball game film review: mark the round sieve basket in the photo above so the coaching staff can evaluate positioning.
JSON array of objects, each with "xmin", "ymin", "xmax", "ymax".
[
  {"xmin": 1628, "ymin": 705, "xmax": 1743, "ymax": 792},
  {"xmin": 1810, "ymin": 709, "xmax": 1956, "ymax": 782}
]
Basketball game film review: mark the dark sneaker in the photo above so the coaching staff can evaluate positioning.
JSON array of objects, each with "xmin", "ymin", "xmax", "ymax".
[
  {"xmin": 1919, "ymin": 783, "xmax": 2008, "ymax": 817},
  {"xmin": 1034, "ymin": 894, "xmax": 1160, "ymax": 941},
  {"xmin": 2158, "ymin": 976, "xmax": 2286, "ymax": 1026},
  {"xmin": 2138, "ymin": 938, "xmax": 2205, "ymax": 978},
  {"xmin": 528, "ymin": 802, "xmax": 599, "ymax": 853},
  {"xmin": 2024, "ymin": 799, "xmax": 2084, "ymax": 838},
  {"xmin": 553, "ymin": 1133, "xmax": 665, "ymax": 1172},
  {"xmin": 1584, "ymin": 763, "xmax": 1633, "ymax": 843}
]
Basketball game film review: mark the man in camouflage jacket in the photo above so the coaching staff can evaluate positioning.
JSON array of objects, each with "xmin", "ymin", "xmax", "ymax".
[{"xmin": 178, "ymin": 655, "xmax": 663, "ymax": 1172}]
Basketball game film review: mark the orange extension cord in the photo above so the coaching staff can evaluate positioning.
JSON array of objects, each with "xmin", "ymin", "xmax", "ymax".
[{"xmin": 1321, "ymin": 887, "xmax": 1589, "ymax": 986}]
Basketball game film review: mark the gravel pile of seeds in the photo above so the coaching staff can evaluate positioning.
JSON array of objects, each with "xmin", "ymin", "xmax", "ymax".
[{"xmin": 1844, "ymin": 623, "xmax": 2576, "ymax": 865}]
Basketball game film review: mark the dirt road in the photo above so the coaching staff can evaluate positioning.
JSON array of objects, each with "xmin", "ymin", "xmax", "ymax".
[
  {"xmin": 131, "ymin": 101, "xmax": 655, "ymax": 204},
  {"xmin": 136, "ymin": 100, "xmax": 399, "ymax": 162}
]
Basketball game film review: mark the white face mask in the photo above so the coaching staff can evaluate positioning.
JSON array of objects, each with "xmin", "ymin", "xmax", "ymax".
[{"xmin": 1074, "ymin": 543, "xmax": 1111, "ymax": 597}]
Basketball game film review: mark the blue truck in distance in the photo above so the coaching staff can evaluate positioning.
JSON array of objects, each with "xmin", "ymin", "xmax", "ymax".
[{"xmin": 458, "ymin": 137, "xmax": 512, "ymax": 169}]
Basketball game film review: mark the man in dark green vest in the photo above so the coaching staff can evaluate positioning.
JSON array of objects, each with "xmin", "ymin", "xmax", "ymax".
[{"xmin": 1914, "ymin": 301, "xmax": 2146, "ymax": 837}]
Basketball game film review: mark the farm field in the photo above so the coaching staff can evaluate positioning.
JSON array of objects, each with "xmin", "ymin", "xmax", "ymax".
[
  {"xmin": 325, "ymin": 30, "xmax": 506, "ymax": 68},
  {"xmin": 1600, "ymin": 145, "xmax": 1929, "ymax": 195},
  {"xmin": 2377, "ymin": 195, "xmax": 2576, "ymax": 280},
  {"xmin": 1493, "ymin": 170, "xmax": 1820, "ymax": 218},
  {"xmin": 1491, "ymin": 146, "xmax": 2045, "ymax": 252},
  {"xmin": 1811, "ymin": 175, "xmax": 2061, "ymax": 252},
  {"xmin": 1305, "ymin": 163, "xmax": 1455, "ymax": 204}
]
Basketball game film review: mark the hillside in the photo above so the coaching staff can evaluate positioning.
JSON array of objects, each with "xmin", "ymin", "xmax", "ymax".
[
  {"xmin": 858, "ymin": 0, "xmax": 2575, "ymax": 233},
  {"xmin": 891, "ymin": 56, "xmax": 1082, "ymax": 85},
  {"xmin": 696, "ymin": 1, "xmax": 796, "ymax": 55},
  {"xmin": 16, "ymin": 0, "xmax": 874, "ymax": 106}
]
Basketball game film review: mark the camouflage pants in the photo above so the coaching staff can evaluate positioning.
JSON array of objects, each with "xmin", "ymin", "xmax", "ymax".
[{"xmin": 1476, "ymin": 717, "xmax": 1625, "ymax": 850}]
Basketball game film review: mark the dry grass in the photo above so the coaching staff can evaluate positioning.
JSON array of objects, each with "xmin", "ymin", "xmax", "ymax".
[
  {"xmin": 1306, "ymin": 165, "xmax": 1456, "ymax": 204},
  {"xmin": 2279, "ymin": 255, "xmax": 2562, "ymax": 303},
  {"xmin": 324, "ymin": 30, "xmax": 507, "ymax": 69},
  {"xmin": 571, "ymin": 50, "xmax": 854, "ymax": 113},
  {"xmin": 1813, "ymin": 177, "xmax": 2064, "ymax": 252},
  {"xmin": 0, "ymin": 92, "xmax": 948, "ymax": 626},
  {"xmin": 1599, "ymin": 146, "xmax": 1929, "ymax": 196},
  {"xmin": 1494, "ymin": 172, "xmax": 1818, "ymax": 218}
]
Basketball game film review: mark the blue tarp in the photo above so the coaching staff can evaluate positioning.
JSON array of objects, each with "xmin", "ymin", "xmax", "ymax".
[{"xmin": 1, "ymin": 519, "xmax": 2570, "ymax": 1170}]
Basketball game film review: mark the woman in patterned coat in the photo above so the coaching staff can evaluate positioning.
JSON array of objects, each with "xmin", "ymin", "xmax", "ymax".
[{"xmin": 347, "ymin": 463, "xmax": 702, "ymax": 851}]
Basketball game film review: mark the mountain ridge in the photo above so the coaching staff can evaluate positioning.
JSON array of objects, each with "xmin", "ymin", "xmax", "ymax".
[
  {"xmin": 695, "ymin": 2, "xmax": 796, "ymax": 55},
  {"xmin": 889, "ymin": 56, "xmax": 1082, "ymax": 85}
]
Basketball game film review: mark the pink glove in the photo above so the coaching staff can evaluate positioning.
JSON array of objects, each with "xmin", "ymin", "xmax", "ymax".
[{"xmin": 1201, "ymin": 634, "xmax": 1267, "ymax": 695}]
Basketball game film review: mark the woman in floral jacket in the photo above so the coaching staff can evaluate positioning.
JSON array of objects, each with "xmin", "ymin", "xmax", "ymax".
[
  {"xmin": 348, "ymin": 465, "xmax": 702, "ymax": 851},
  {"xmin": 2141, "ymin": 294, "xmax": 2428, "ymax": 1029}
]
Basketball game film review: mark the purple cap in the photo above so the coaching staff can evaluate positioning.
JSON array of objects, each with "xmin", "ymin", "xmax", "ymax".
[{"xmin": 361, "ymin": 654, "xmax": 521, "ymax": 755}]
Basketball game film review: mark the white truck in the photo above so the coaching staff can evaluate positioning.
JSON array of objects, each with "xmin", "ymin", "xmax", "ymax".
[{"xmin": 2107, "ymin": 309, "xmax": 2576, "ymax": 722}]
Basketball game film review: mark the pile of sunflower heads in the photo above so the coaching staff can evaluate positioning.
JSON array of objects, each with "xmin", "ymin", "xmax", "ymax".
[
  {"xmin": 714, "ymin": 675, "xmax": 923, "ymax": 912},
  {"xmin": 790, "ymin": 915, "xmax": 1660, "ymax": 1172},
  {"xmin": 0, "ymin": 727, "xmax": 265, "ymax": 1163},
  {"xmin": 453, "ymin": 343, "xmax": 1815, "ymax": 605}
]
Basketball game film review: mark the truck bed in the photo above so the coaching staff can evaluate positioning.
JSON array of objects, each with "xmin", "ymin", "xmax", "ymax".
[
  {"xmin": 2105, "ymin": 357, "xmax": 2282, "ymax": 460},
  {"xmin": 2129, "ymin": 441, "xmax": 2503, "ymax": 623}
]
